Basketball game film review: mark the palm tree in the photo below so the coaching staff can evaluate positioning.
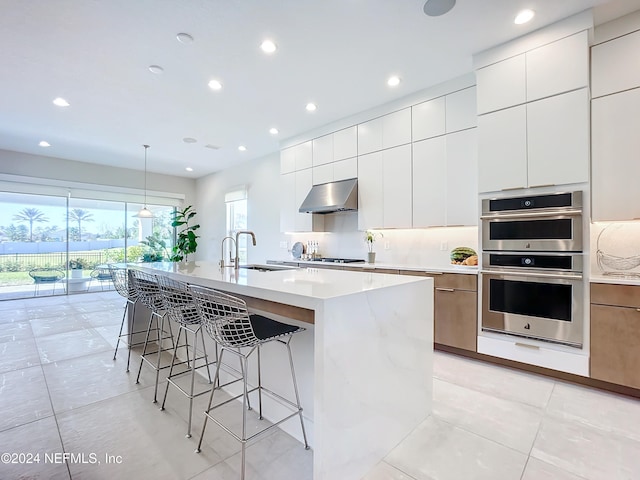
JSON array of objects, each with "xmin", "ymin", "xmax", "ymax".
[
  {"xmin": 12, "ymin": 208, "xmax": 49, "ymax": 242},
  {"xmin": 68, "ymin": 208, "xmax": 94, "ymax": 241}
]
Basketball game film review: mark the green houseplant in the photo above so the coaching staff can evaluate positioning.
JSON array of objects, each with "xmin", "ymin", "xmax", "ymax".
[
  {"xmin": 364, "ymin": 230, "xmax": 383, "ymax": 264},
  {"xmin": 170, "ymin": 205, "xmax": 200, "ymax": 262},
  {"xmin": 68, "ymin": 258, "xmax": 88, "ymax": 278}
]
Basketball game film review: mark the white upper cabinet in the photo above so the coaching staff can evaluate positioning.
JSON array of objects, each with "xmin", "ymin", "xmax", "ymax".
[
  {"xmin": 592, "ymin": 29, "xmax": 640, "ymax": 98},
  {"xmin": 476, "ymin": 55, "xmax": 526, "ymax": 114},
  {"xmin": 357, "ymin": 151, "xmax": 384, "ymax": 230},
  {"xmin": 526, "ymin": 31, "xmax": 589, "ymax": 102},
  {"xmin": 412, "ymin": 97, "xmax": 446, "ymax": 142},
  {"xmin": 412, "ymin": 137, "xmax": 447, "ymax": 227},
  {"xmin": 295, "ymin": 141, "xmax": 313, "ymax": 170},
  {"xmin": 333, "ymin": 157, "xmax": 357, "ymax": 181},
  {"xmin": 280, "ymin": 172, "xmax": 295, "ymax": 232},
  {"xmin": 357, "ymin": 117, "xmax": 383, "ymax": 155},
  {"xmin": 446, "ymin": 129, "xmax": 478, "ymax": 226},
  {"xmin": 527, "ymin": 88, "xmax": 589, "ymax": 187},
  {"xmin": 382, "ymin": 145, "xmax": 412, "ymax": 229},
  {"xmin": 446, "ymin": 87, "xmax": 477, "ymax": 133},
  {"xmin": 280, "ymin": 147, "xmax": 296, "ymax": 174},
  {"xmin": 312, "ymin": 163, "xmax": 333, "ymax": 185},
  {"xmin": 478, "ymin": 105, "xmax": 527, "ymax": 192},
  {"xmin": 592, "ymin": 87, "xmax": 640, "ymax": 221},
  {"xmin": 382, "ymin": 108, "xmax": 412, "ymax": 149},
  {"xmin": 333, "ymin": 126, "xmax": 358, "ymax": 161},
  {"xmin": 312, "ymin": 134, "xmax": 333, "ymax": 166}
]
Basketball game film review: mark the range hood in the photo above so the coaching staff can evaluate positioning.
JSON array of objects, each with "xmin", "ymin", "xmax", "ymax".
[{"xmin": 298, "ymin": 178, "xmax": 358, "ymax": 214}]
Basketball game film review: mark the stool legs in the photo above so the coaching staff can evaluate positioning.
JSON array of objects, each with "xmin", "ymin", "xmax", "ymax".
[
  {"xmin": 135, "ymin": 309, "xmax": 175, "ymax": 403},
  {"xmin": 113, "ymin": 299, "xmax": 137, "ymax": 372}
]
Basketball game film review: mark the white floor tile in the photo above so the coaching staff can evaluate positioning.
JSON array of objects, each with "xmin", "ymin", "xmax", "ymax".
[
  {"xmin": 35, "ymin": 328, "xmax": 112, "ymax": 364},
  {"xmin": 522, "ymin": 457, "xmax": 587, "ymax": 480},
  {"xmin": 0, "ymin": 337, "xmax": 41, "ymax": 373},
  {"xmin": 30, "ymin": 315, "xmax": 93, "ymax": 337},
  {"xmin": 0, "ymin": 365, "xmax": 53, "ymax": 432},
  {"xmin": 361, "ymin": 461, "xmax": 416, "ymax": 480},
  {"xmin": 0, "ymin": 320, "xmax": 33, "ymax": 343}
]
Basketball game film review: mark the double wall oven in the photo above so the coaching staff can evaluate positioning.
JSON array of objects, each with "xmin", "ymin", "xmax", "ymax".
[{"xmin": 481, "ymin": 191, "xmax": 584, "ymax": 348}]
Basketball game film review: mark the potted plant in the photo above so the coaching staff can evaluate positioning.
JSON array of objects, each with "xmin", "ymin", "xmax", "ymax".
[
  {"xmin": 68, "ymin": 258, "xmax": 87, "ymax": 278},
  {"xmin": 170, "ymin": 205, "xmax": 200, "ymax": 262},
  {"xmin": 364, "ymin": 230, "xmax": 383, "ymax": 264}
]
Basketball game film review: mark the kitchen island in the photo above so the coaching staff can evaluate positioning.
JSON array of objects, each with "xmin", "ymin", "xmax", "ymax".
[{"xmin": 134, "ymin": 261, "xmax": 433, "ymax": 480}]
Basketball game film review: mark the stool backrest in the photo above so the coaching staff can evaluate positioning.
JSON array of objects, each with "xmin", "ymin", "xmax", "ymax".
[
  {"xmin": 156, "ymin": 276, "xmax": 201, "ymax": 326},
  {"xmin": 129, "ymin": 269, "xmax": 163, "ymax": 311},
  {"xmin": 109, "ymin": 266, "xmax": 138, "ymax": 301},
  {"xmin": 189, "ymin": 285, "xmax": 258, "ymax": 348}
]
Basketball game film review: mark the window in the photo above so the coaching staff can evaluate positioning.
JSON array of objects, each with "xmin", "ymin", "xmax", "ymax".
[{"xmin": 225, "ymin": 188, "xmax": 248, "ymax": 264}]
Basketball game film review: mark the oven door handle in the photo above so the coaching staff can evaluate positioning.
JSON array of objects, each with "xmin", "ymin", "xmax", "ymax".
[
  {"xmin": 481, "ymin": 269, "xmax": 583, "ymax": 280},
  {"xmin": 480, "ymin": 209, "xmax": 582, "ymax": 220}
]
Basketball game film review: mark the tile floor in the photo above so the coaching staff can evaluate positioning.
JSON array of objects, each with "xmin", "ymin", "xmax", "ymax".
[{"xmin": 0, "ymin": 291, "xmax": 639, "ymax": 480}]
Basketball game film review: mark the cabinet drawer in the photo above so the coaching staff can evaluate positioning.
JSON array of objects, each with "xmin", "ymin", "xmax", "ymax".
[
  {"xmin": 435, "ymin": 288, "xmax": 477, "ymax": 351},
  {"xmin": 399, "ymin": 270, "xmax": 477, "ymax": 291},
  {"xmin": 591, "ymin": 283, "xmax": 640, "ymax": 308}
]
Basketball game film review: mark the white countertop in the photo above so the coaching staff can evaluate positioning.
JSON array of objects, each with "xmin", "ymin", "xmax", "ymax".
[
  {"xmin": 590, "ymin": 274, "xmax": 640, "ymax": 286},
  {"xmin": 132, "ymin": 261, "xmax": 429, "ymax": 309},
  {"xmin": 270, "ymin": 259, "xmax": 479, "ymax": 274}
]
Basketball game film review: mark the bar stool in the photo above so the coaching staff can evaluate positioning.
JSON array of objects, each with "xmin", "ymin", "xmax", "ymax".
[
  {"xmin": 129, "ymin": 269, "xmax": 176, "ymax": 403},
  {"xmin": 157, "ymin": 275, "xmax": 216, "ymax": 438},
  {"xmin": 189, "ymin": 285, "xmax": 309, "ymax": 480},
  {"xmin": 109, "ymin": 266, "xmax": 144, "ymax": 372}
]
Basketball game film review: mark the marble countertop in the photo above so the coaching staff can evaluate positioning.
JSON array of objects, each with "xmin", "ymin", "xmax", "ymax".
[
  {"xmin": 590, "ymin": 274, "xmax": 640, "ymax": 286},
  {"xmin": 269, "ymin": 259, "xmax": 479, "ymax": 275},
  {"xmin": 132, "ymin": 261, "xmax": 429, "ymax": 309}
]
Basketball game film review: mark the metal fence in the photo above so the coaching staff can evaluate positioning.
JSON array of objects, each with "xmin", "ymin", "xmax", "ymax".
[{"xmin": 0, "ymin": 250, "xmax": 128, "ymax": 272}]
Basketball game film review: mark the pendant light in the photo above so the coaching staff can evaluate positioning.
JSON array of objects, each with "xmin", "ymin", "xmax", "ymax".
[{"xmin": 136, "ymin": 144, "xmax": 154, "ymax": 218}]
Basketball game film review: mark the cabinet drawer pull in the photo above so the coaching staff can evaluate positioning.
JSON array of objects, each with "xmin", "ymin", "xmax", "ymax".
[
  {"xmin": 636, "ymin": 308, "xmax": 640, "ymax": 312},
  {"xmin": 501, "ymin": 186, "xmax": 526, "ymax": 191},
  {"xmin": 515, "ymin": 342, "xmax": 540, "ymax": 350},
  {"xmin": 436, "ymin": 288, "xmax": 455, "ymax": 292},
  {"xmin": 423, "ymin": 271, "xmax": 443, "ymax": 275}
]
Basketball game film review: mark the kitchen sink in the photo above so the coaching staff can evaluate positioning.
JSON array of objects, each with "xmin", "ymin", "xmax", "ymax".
[{"xmin": 239, "ymin": 264, "xmax": 297, "ymax": 272}]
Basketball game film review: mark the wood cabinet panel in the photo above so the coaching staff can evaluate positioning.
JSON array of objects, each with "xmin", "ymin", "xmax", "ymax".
[
  {"xmin": 591, "ymin": 283, "xmax": 640, "ymax": 309},
  {"xmin": 590, "ymin": 303, "xmax": 640, "ymax": 389},
  {"xmin": 435, "ymin": 288, "xmax": 477, "ymax": 351}
]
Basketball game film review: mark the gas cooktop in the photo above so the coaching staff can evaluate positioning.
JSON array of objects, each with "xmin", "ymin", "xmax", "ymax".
[{"xmin": 309, "ymin": 258, "xmax": 365, "ymax": 264}]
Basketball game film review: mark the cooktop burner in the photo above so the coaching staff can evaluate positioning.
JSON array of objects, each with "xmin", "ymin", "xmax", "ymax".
[{"xmin": 310, "ymin": 258, "xmax": 365, "ymax": 263}]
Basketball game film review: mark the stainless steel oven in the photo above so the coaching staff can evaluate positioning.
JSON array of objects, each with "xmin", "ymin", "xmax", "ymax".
[
  {"xmin": 481, "ymin": 252, "xmax": 584, "ymax": 347},
  {"xmin": 481, "ymin": 191, "xmax": 583, "ymax": 252}
]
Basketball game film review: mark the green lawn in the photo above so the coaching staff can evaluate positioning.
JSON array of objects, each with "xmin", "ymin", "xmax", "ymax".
[{"xmin": 0, "ymin": 272, "xmax": 33, "ymax": 286}]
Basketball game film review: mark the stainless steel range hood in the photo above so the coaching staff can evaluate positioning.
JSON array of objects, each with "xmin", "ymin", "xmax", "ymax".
[{"xmin": 298, "ymin": 178, "xmax": 358, "ymax": 214}]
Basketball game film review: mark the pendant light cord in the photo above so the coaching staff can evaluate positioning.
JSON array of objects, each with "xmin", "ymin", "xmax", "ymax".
[{"xmin": 143, "ymin": 144, "xmax": 149, "ymax": 207}]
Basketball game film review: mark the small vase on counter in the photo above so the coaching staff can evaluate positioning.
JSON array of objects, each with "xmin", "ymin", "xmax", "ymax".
[{"xmin": 367, "ymin": 252, "xmax": 376, "ymax": 264}]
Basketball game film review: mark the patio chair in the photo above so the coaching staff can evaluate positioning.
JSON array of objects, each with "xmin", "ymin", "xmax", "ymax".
[
  {"xmin": 90, "ymin": 267, "xmax": 113, "ymax": 291},
  {"xmin": 29, "ymin": 268, "xmax": 65, "ymax": 296}
]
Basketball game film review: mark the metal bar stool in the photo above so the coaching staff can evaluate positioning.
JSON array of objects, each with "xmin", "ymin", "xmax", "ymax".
[
  {"xmin": 189, "ymin": 285, "xmax": 309, "ymax": 480},
  {"xmin": 109, "ymin": 266, "xmax": 147, "ymax": 372},
  {"xmin": 129, "ymin": 269, "xmax": 177, "ymax": 403},
  {"xmin": 157, "ymin": 275, "xmax": 217, "ymax": 438}
]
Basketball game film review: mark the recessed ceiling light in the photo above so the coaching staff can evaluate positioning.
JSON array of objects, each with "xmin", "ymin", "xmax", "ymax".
[
  {"xmin": 305, "ymin": 103, "xmax": 317, "ymax": 112},
  {"xmin": 387, "ymin": 75, "xmax": 401, "ymax": 87},
  {"xmin": 238, "ymin": 145, "xmax": 247, "ymax": 152},
  {"xmin": 39, "ymin": 141, "xmax": 50, "ymax": 147},
  {"xmin": 185, "ymin": 167, "xmax": 193, "ymax": 172},
  {"xmin": 148, "ymin": 65, "xmax": 164, "ymax": 74},
  {"xmin": 176, "ymin": 32, "xmax": 194, "ymax": 44},
  {"xmin": 208, "ymin": 79, "xmax": 223, "ymax": 90},
  {"xmin": 269, "ymin": 127, "xmax": 279, "ymax": 135},
  {"xmin": 183, "ymin": 137, "xmax": 197, "ymax": 143},
  {"xmin": 53, "ymin": 97, "xmax": 69, "ymax": 107},
  {"xmin": 514, "ymin": 9, "xmax": 535, "ymax": 24},
  {"xmin": 260, "ymin": 39, "xmax": 277, "ymax": 54}
]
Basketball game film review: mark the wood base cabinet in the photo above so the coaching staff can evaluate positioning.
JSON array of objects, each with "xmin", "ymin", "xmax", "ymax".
[
  {"xmin": 401, "ymin": 271, "xmax": 478, "ymax": 352},
  {"xmin": 590, "ymin": 283, "xmax": 640, "ymax": 389}
]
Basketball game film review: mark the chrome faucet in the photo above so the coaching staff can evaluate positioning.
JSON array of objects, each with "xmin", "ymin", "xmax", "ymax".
[
  {"xmin": 219, "ymin": 236, "xmax": 236, "ymax": 268},
  {"xmin": 234, "ymin": 230, "xmax": 257, "ymax": 269}
]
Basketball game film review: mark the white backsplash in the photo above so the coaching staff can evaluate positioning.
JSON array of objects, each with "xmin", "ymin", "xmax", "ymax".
[{"xmin": 278, "ymin": 212, "xmax": 479, "ymax": 268}]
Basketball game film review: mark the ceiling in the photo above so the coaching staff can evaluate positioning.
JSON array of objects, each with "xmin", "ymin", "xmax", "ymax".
[{"xmin": 0, "ymin": 0, "xmax": 638, "ymax": 179}]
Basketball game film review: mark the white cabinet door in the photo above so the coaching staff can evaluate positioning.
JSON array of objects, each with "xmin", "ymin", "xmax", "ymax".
[
  {"xmin": 312, "ymin": 164, "xmax": 333, "ymax": 185},
  {"xmin": 592, "ymin": 29, "xmax": 640, "ymax": 98},
  {"xmin": 333, "ymin": 126, "xmax": 357, "ymax": 161},
  {"xmin": 383, "ymin": 145, "xmax": 412, "ymax": 228},
  {"xmin": 294, "ymin": 141, "xmax": 313, "ymax": 170},
  {"xmin": 476, "ymin": 54, "xmax": 526, "ymax": 114},
  {"xmin": 527, "ymin": 88, "xmax": 589, "ymax": 188},
  {"xmin": 312, "ymin": 134, "xmax": 333, "ymax": 166},
  {"xmin": 526, "ymin": 31, "xmax": 588, "ymax": 102},
  {"xmin": 294, "ymin": 169, "xmax": 313, "ymax": 231},
  {"xmin": 412, "ymin": 137, "xmax": 446, "ymax": 227},
  {"xmin": 280, "ymin": 172, "xmax": 295, "ymax": 232},
  {"xmin": 333, "ymin": 157, "xmax": 357, "ymax": 181},
  {"xmin": 592, "ymin": 88, "xmax": 640, "ymax": 221},
  {"xmin": 412, "ymin": 97, "xmax": 445, "ymax": 142},
  {"xmin": 357, "ymin": 151, "xmax": 384, "ymax": 230},
  {"xmin": 446, "ymin": 129, "xmax": 478, "ymax": 226},
  {"xmin": 358, "ymin": 117, "xmax": 383, "ymax": 155},
  {"xmin": 280, "ymin": 147, "xmax": 296, "ymax": 174},
  {"xmin": 478, "ymin": 105, "xmax": 527, "ymax": 192},
  {"xmin": 382, "ymin": 108, "xmax": 412, "ymax": 149},
  {"xmin": 446, "ymin": 87, "xmax": 477, "ymax": 133}
]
